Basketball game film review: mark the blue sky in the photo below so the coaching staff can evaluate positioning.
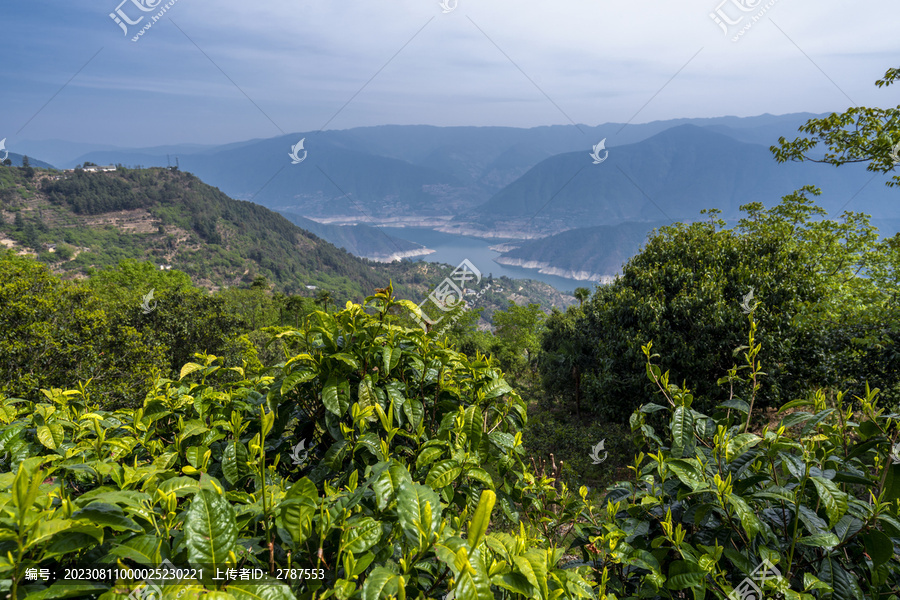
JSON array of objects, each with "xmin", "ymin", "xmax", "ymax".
[{"xmin": 1, "ymin": 0, "xmax": 898, "ymax": 149}]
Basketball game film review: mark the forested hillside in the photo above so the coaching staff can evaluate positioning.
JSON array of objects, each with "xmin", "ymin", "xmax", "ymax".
[{"xmin": 0, "ymin": 165, "xmax": 571, "ymax": 312}]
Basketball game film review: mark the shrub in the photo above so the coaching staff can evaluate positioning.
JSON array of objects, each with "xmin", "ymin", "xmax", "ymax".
[
  {"xmin": 579, "ymin": 307, "xmax": 900, "ymax": 600},
  {"xmin": 0, "ymin": 286, "xmax": 596, "ymax": 599}
]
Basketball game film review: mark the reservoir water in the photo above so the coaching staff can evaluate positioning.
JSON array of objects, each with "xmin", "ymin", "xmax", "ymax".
[{"xmin": 382, "ymin": 227, "xmax": 587, "ymax": 294}]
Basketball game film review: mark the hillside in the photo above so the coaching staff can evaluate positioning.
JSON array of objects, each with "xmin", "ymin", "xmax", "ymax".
[
  {"xmin": 468, "ymin": 125, "xmax": 899, "ymax": 235},
  {"xmin": 0, "ymin": 165, "xmax": 573, "ymax": 312},
  {"xmin": 494, "ymin": 221, "xmax": 667, "ymax": 281}
]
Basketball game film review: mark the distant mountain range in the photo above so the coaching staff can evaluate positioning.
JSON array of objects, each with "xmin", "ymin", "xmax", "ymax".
[
  {"xmin": 470, "ymin": 125, "xmax": 897, "ymax": 235},
  {"xmin": 2, "ymin": 153, "xmax": 54, "ymax": 169},
  {"xmin": 21, "ymin": 113, "xmax": 837, "ymax": 222},
  {"xmin": 15, "ymin": 113, "xmax": 900, "ymax": 289}
]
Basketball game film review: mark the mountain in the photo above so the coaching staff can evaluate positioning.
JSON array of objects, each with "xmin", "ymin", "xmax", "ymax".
[
  {"xmin": 2, "ymin": 153, "xmax": 55, "ymax": 169},
  {"xmin": 58, "ymin": 114, "xmax": 827, "ymax": 223},
  {"xmin": 0, "ymin": 165, "xmax": 573, "ymax": 311},
  {"xmin": 494, "ymin": 221, "xmax": 666, "ymax": 282},
  {"xmin": 277, "ymin": 211, "xmax": 433, "ymax": 262},
  {"xmin": 469, "ymin": 125, "xmax": 899, "ymax": 235}
]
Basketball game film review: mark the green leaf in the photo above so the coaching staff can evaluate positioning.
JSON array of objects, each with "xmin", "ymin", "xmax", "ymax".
[
  {"xmin": 464, "ymin": 467, "xmax": 495, "ymax": 490},
  {"xmin": 222, "ymin": 441, "xmax": 249, "ymax": 485},
  {"xmin": 358, "ymin": 376, "xmax": 376, "ymax": 411},
  {"xmin": 726, "ymin": 493, "xmax": 764, "ymax": 541},
  {"xmin": 481, "ymin": 378, "xmax": 512, "ymax": 400},
  {"xmin": 463, "ymin": 405, "xmax": 483, "ymax": 448},
  {"xmin": 43, "ymin": 527, "xmax": 104, "ymax": 559},
  {"xmin": 860, "ymin": 530, "xmax": 893, "ymax": 568},
  {"xmin": 492, "ymin": 572, "xmax": 535, "ymax": 597},
  {"xmin": 12, "ymin": 462, "xmax": 43, "ymax": 512},
  {"xmin": 180, "ymin": 420, "xmax": 209, "ymax": 441},
  {"xmin": 158, "ymin": 476, "xmax": 200, "ymax": 497},
  {"xmin": 882, "ymin": 463, "xmax": 900, "ymax": 502},
  {"xmin": 726, "ymin": 433, "xmax": 762, "ymax": 462},
  {"xmin": 184, "ymin": 488, "xmax": 238, "ymax": 569},
  {"xmin": 671, "ymin": 406, "xmax": 694, "ymax": 458},
  {"xmin": 72, "ymin": 502, "xmax": 142, "ymax": 532},
  {"xmin": 103, "ymin": 533, "xmax": 165, "ymax": 565},
  {"xmin": 179, "ymin": 362, "xmax": 205, "ymax": 379},
  {"xmin": 280, "ymin": 370, "xmax": 316, "ymax": 394},
  {"xmin": 666, "ymin": 560, "xmax": 707, "ymax": 589},
  {"xmin": 322, "ymin": 376, "xmax": 351, "ymax": 416},
  {"xmin": 362, "ymin": 566, "xmax": 398, "ymax": 600},
  {"xmin": 426, "ymin": 459, "xmax": 462, "ymax": 489},
  {"xmin": 467, "ymin": 490, "xmax": 496, "ymax": 548},
  {"xmin": 341, "ymin": 517, "xmax": 382, "ymax": 555},
  {"xmin": 402, "ymin": 398, "xmax": 424, "ymax": 431},
  {"xmin": 667, "ymin": 459, "xmax": 706, "ymax": 491},
  {"xmin": 397, "ymin": 480, "xmax": 441, "ymax": 544},
  {"xmin": 382, "ymin": 346, "xmax": 400, "ymax": 374},
  {"xmin": 818, "ymin": 555, "xmax": 855, "ymax": 600},
  {"xmin": 416, "ymin": 446, "xmax": 445, "ymax": 470},
  {"xmin": 797, "ymin": 533, "xmax": 839, "ymax": 548},
  {"xmin": 810, "ymin": 476, "xmax": 848, "ymax": 528},
  {"xmin": 36, "ymin": 423, "xmax": 65, "ymax": 450},
  {"xmin": 372, "ymin": 461, "xmax": 411, "ymax": 511},
  {"xmin": 717, "ymin": 399, "xmax": 750, "ymax": 414},
  {"xmin": 523, "ymin": 549, "xmax": 549, "ymax": 600},
  {"xmin": 25, "ymin": 519, "xmax": 81, "ymax": 550}
]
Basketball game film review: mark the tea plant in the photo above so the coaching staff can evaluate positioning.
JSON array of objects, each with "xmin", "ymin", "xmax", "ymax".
[
  {"xmin": 0, "ymin": 286, "xmax": 597, "ymax": 599},
  {"xmin": 581, "ymin": 307, "xmax": 900, "ymax": 600}
]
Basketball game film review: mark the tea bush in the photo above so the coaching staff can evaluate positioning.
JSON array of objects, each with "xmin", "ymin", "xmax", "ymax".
[
  {"xmin": 578, "ymin": 308, "xmax": 900, "ymax": 600},
  {"xmin": 0, "ymin": 286, "xmax": 596, "ymax": 599}
]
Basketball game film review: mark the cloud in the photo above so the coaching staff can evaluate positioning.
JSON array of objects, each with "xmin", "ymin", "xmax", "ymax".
[{"xmin": 0, "ymin": 0, "xmax": 898, "ymax": 146}]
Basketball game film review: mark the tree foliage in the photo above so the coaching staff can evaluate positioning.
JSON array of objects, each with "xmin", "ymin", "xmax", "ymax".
[
  {"xmin": 772, "ymin": 65, "xmax": 900, "ymax": 187},
  {"xmin": 542, "ymin": 190, "xmax": 900, "ymax": 423}
]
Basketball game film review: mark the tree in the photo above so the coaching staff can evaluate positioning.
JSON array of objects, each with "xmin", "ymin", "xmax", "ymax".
[
  {"xmin": 1, "ymin": 159, "xmax": 11, "ymax": 167},
  {"xmin": 0, "ymin": 252, "xmax": 164, "ymax": 406},
  {"xmin": 493, "ymin": 302, "xmax": 547, "ymax": 385},
  {"xmin": 20, "ymin": 156, "xmax": 34, "ymax": 179},
  {"xmin": 772, "ymin": 65, "xmax": 900, "ymax": 187},
  {"xmin": 544, "ymin": 190, "xmax": 893, "ymax": 423},
  {"xmin": 573, "ymin": 287, "xmax": 590, "ymax": 307},
  {"xmin": 314, "ymin": 289, "xmax": 334, "ymax": 312}
]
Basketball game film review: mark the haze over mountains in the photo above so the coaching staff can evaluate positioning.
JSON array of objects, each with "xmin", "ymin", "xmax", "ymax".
[{"xmin": 19, "ymin": 112, "xmax": 899, "ymax": 282}]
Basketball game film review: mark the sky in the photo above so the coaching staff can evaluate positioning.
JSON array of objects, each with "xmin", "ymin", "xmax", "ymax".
[{"xmin": 1, "ymin": 0, "xmax": 898, "ymax": 150}]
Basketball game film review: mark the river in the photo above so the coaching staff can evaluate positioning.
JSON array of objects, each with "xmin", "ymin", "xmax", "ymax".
[{"xmin": 381, "ymin": 227, "xmax": 588, "ymax": 293}]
